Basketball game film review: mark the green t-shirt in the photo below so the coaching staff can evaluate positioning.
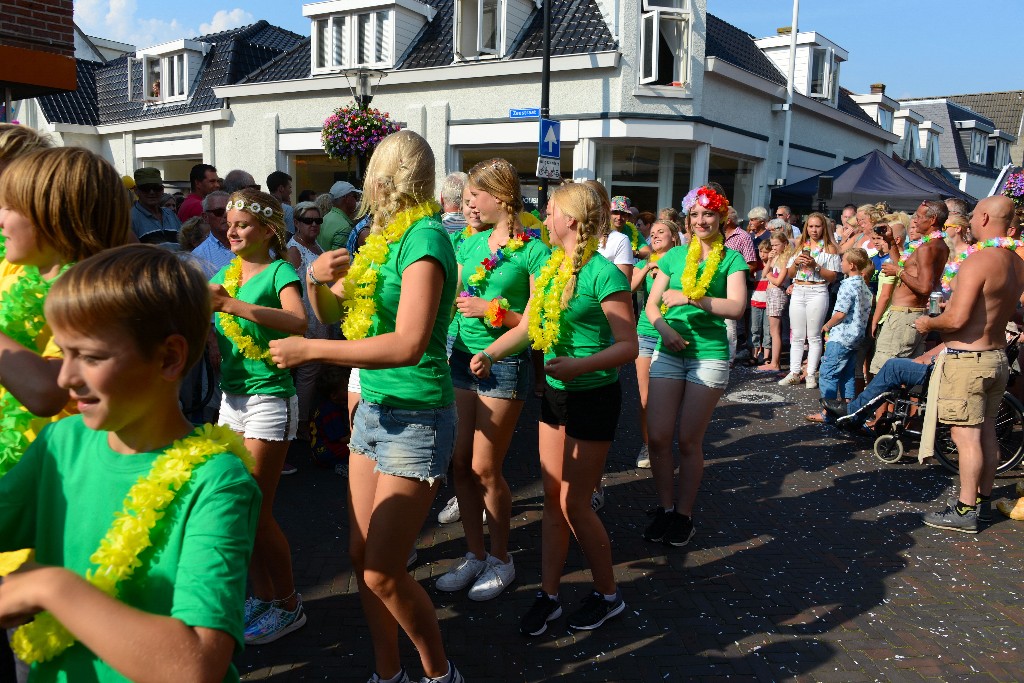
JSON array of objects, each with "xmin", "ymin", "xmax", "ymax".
[
  {"xmin": 211, "ymin": 260, "xmax": 300, "ymax": 398},
  {"xmin": 453, "ymin": 229, "xmax": 550, "ymax": 354},
  {"xmin": 656, "ymin": 244, "xmax": 748, "ymax": 360},
  {"xmin": 446, "ymin": 228, "xmax": 471, "ymax": 338},
  {"xmin": 635, "ymin": 258, "xmax": 660, "ymax": 339},
  {"xmin": 541, "ymin": 253, "xmax": 630, "ymax": 391},
  {"xmin": 359, "ymin": 215, "xmax": 457, "ymax": 409},
  {"xmin": 0, "ymin": 416, "xmax": 261, "ymax": 683},
  {"xmin": 318, "ymin": 207, "xmax": 353, "ymax": 252}
]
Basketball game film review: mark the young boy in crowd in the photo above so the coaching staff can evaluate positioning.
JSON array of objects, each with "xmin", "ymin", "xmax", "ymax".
[
  {"xmin": 0, "ymin": 245, "xmax": 261, "ymax": 683},
  {"xmin": 808, "ymin": 248, "xmax": 873, "ymax": 422}
]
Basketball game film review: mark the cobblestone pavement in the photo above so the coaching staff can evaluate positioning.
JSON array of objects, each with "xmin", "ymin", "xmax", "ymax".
[{"xmin": 238, "ymin": 364, "xmax": 1024, "ymax": 682}]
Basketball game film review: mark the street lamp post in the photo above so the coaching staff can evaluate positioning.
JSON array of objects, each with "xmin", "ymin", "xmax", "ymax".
[{"xmin": 342, "ymin": 68, "xmax": 386, "ymax": 182}]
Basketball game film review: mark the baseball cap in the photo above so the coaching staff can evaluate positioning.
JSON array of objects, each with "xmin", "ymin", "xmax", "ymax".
[
  {"xmin": 134, "ymin": 167, "xmax": 163, "ymax": 186},
  {"xmin": 610, "ymin": 195, "xmax": 631, "ymax": 213},
  {"xmin": 329, "ymin": 180, "xmax": 362, "ymax": 199}
]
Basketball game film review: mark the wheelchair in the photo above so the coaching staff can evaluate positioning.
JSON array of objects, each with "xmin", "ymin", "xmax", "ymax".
[{"xmin": 871, "ymin": 343, "xmax": 1024, "ymax": 474}]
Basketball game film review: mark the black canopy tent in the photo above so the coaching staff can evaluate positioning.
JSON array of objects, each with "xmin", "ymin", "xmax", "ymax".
[
  {"xmin": 770, "ymin": 150, "xmax": 974, "ymax": 212},
  {"xmin": 899, "ymin": 159, "xmax": 976, "ymax": 205}
]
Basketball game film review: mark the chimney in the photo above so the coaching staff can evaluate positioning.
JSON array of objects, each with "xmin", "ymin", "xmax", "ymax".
[{"xmin": 870, "ymin": 83, "xmax": 886, "ymax": 95}]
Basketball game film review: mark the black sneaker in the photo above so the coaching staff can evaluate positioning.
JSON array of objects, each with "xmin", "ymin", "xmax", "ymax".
[
  {"xmin": 946, "ymin": 495, "xmax": 992, "ymax": 524},
  {"xmin": 642, "ymin": 506, "xmax": 672, "ymax": 542},
  {"xmin": 834, "ymin": 392, "xmax": 893, "ymax": 428},
  {"xmin": 663, "ymin": 511, "xmax": 695, "ymax": 547},
  {"xmin": 567, "ymin": 590, "xmax": 625, "ymax": 630},
  {"xmin": 520, "ymin": 591, "xmax": 562, "ymax": 636}
]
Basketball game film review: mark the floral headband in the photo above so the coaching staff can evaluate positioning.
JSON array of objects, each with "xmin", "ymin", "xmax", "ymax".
[
  {"xmin": 228, "ymin": 199, "xmax": 275, "ymax": 218},
  {"xmin": 681, "ymin": 186, "xmax": 729, "ymax": 214}
]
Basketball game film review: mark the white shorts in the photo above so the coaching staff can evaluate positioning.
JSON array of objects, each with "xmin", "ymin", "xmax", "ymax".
[{"xmin": 218, "ymin": 392, "xmax": 298, "ymax": 441}]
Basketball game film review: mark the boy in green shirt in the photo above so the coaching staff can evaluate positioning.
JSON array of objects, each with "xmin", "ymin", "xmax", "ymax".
[{"xmin": 0, "ymin": 245, "xmax": 260, "ymax": 683}]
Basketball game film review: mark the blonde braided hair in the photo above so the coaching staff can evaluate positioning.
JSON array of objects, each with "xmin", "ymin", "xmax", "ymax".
[
  {"xmin": 550, "ymin": 182, "xmax": 604, "ymax": 308},
  {"xmin": 467, "ymin": 157, "xmax": 523, "ymax": 228},
  {"xmin": 361, "ymin": 130, "xmax": 435, "ymax": 231}
]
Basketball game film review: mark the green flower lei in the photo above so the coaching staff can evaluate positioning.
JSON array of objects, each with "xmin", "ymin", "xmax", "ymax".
[{"xmin": 0, "ymin": 261, "xmax": 71, "ymax": 476}]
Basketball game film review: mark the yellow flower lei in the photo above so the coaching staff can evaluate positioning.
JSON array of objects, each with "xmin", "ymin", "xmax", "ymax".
[
  {"xmin": 615, "ymin": 221, "xmax": 640, "ymax": 253},
  {"xmin": 527, "ymin": 238, "xmax": 598, "ymax": 353},
  {"xmin": 10, "ymin": 424, "xmax": 254, "ymax": 664},
  {"xmin": 680, "ymin": 235, "xmax": 725, "ymax": 300},
  {"xmin": 341, "ymin": 200, "xmax": 440, "ymax": 340},
  {"xmin": 218, "ymin": 258, "xmax": 274, "ymax": 365}
]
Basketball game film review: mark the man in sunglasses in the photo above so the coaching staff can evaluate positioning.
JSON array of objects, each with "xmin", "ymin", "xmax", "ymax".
[
  {"xmin": 192, "ymin": 190, "xmax": 232, "ymax": 278},
  {"xmin": 130, "ymin": 167, "xmax": 182, "ymax": 244}
]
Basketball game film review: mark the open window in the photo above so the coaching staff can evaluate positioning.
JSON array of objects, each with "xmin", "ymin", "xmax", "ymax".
[
  {"xmin": 131, "ymin": 40, "xmax": 208, "ymax": 103},
  {"xmin": 809, "ymin": 47, "xmax": 835, "ymax": 99},
  {"xmin": 455, "ymin": 0, "xmax": 499, "ymax": 58},
  {"xmin": 969, "ymin": 131, "xmax": 987, "ymax": 165},
  {"xmin": 639, "ymin": 0, "xmax": 689, "ymax": 86}
]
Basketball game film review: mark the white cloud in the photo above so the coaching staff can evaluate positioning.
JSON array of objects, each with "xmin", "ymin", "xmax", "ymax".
[
  {"xmin": 200, "ymin": 9, "xmax": 255, "ymax": 35},
  {"xmin": 73, "ymin": 2, "xmax": 254, "ymax": 50}
]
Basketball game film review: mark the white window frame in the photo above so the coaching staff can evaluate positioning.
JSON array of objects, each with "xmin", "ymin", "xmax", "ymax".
[
  {"xmin": 139, "ymin": 53, "xmax": 188, "ymax": 103},
  {"xmin": 312, "ymin": 10, "xmax": 392, "ymax": 74},
  {"xmin": 877, "ymin": 108, "xmax": 894, "ymax": 132},
  {"xmin": 809, "ymin": 47, "xmax": 833, "ymax": 99},
  {"xmin": 638, "ymin": 1, "xmax": 690, "ymax": 86},
  {"xmin": 455, "ymin": 0, "xmax": 502, "ymax": 59},
  {"xmin": 993, "ymin": 139, "xmax": 1009, "ymax": 168},
  {"xmin": 925, "ymin": 134, "xmax": 940, "ymax": 167},
  {"xmin": 902, "ymin": 123, "xmax": 919, "ymax": 161}
]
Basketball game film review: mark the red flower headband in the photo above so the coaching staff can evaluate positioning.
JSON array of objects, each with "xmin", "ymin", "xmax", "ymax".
[{"xmin": 695, "ymin": 186, "xmax": 729, "ymax": 214}]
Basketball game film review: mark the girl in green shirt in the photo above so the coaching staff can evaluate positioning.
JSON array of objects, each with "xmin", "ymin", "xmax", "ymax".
[
  {"xmin": 436, "ymin": 159, "xmax": 549, "ymax": 602},
  {"xmin": 643, "ymin": 185, "xmax": 748, "ymax": 549},
  {"xmin": 268, "ymin": 131, "xmax": 463, "ymax": 683},
  {"xmin": 472, "ymin": 182, "xmax": 637, "ymax": 636}
]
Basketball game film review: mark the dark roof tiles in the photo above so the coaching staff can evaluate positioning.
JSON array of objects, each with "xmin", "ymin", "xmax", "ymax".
[
  {"xmin": 705, "ymin": 14, "xmax": 784, "ymax": 86},
  {"xmin": 36, "ymin": 20, "xmax": 302, "ymax": 126}
]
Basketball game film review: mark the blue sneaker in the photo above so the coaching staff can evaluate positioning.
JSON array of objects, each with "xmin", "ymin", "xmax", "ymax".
[{"xmin": 245, "ymin": 595, "xmax": 307, "ymax": 644}]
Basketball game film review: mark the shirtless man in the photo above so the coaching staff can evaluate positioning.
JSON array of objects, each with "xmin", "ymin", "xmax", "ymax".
[
  {"xmin": 914, "ymin": 195, "xmax": 1024, "ymax": 533},
  {"xmin": 871, "ymin": 200, "xmax": 949, "ymax": 374}
]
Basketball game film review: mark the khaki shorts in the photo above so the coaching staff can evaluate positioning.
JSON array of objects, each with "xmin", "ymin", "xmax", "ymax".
[
  {"xmin": 935, "ymin": 350, "xmax": 1009, "ymax": 426},
  {"xmin": 869, "ymin": 308, "xmax": 926, "ymax": 374}
]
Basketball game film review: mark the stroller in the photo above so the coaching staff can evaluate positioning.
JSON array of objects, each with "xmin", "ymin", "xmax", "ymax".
[{"xmin": 870, "ymin": 341, "xmax": 1024, "ymax": 473}]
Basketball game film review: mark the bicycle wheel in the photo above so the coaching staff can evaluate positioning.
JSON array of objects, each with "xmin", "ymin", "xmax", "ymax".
[{"xmin": 935, "ymin": 391, "xmax": 1024, "ymax": 474}]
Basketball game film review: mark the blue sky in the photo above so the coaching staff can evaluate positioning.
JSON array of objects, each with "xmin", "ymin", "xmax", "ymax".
[{"xmin": 74, "ymin": 0, "xmax": 1017, "ymax": 98}]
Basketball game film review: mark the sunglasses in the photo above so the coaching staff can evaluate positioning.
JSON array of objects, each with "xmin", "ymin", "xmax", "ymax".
[
  {"xmin": 138, "ymin": 184, "xmax": 164, "ymax": 193},
  {"xmin": 296, "ymin": 216, "xmax": 324, "ymax": 225},
  {"xmin": 206, "ymin": 207, "xmax": 226, "ymax": 217}
]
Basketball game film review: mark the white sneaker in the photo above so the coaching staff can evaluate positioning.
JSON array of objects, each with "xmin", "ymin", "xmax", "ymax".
[
  {"xmin": 635, "ymin": 443, "xmax": 651, "ymax": 469},
  {"xmin": 438, "ymin": 496, "xmax": 461, "ymax": 524},
  {"xmin": 435, "ymin": 553, "xmax": 487, "ymax": 592},
  {"xmin": 805, "ymin": 373, "xmax": 818, "ymax": 389},
  {"xmin": 778, "ymin": 372, "xmax": 801, "ymax": 386},
  {"xmin": 468, "ymin": 555, "xmax": 516, "ymax": 601},
  {"xmin": 591, "ymin": 487, "xmax": 605, "ymax": 512}
]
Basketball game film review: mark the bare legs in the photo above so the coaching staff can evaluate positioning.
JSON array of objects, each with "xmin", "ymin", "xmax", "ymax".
[
  {"xmin": 247, "ymin": 437, "xmax": 298, "ymax": 610},
  {"xmin": 348, "ymin": 452, "xmax": 448, "ymax": 679},
  {"xmin": 537, "ymin": 423, "xmax": 616, "ymax": 596},
  {"xmin": 645, "ymin": 379, "xmax": 724, "ymax": 515},
  {"xmin": 634, "ymin": 356, "xmax": 652, "ymax": 445},
  {"xmin": 950, "ymin": 418, "xmax": 999, "ymax": 505},
  {"xmin": 451, "ymin": 388, "xmax": 523, "ymax": 562}
]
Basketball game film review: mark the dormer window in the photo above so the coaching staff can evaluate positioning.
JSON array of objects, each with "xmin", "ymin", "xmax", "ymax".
[
  {"xmin": 924, "ymin": 134, "xmax": 940, "ymax": 167},
  {"xmin": 877, "ymin": 108, "xmax": 893, "ymax": 132},
  {"xmin": 809, "ymin": 47, "xmax": 836, "ymax": 100},
  {"xmin": 132, "ymin": 40, "xmax": 210, "ymax": 104},
  {"xmin": 992, "ymin": 138, "xmax": 1011, "ymax": 168},
  {"xmin": 900, "ymin": 122, "xmax": 920, "ymax": 161},
  {"xmin": 453, "ymin": 0, "xmax": 534, "ymax": 60},
  {"xmin": 306, "ymin": 0, "xmax": 434, "ymax": 73},
  {"xmin": 639, "ymin": 0, "xmax": 690, "ymax": 86}
]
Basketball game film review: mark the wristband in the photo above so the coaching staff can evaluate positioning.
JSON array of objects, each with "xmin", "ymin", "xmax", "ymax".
[
  {"xmin": 307, "ymin": 266, "xmax": 328, "ymax": 287},
  {"xmin": 481, "ymin": 350, "xmax": 495, "ymax": 365}
]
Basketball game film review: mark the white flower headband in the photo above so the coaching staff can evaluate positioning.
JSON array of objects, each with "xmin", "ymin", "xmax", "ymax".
[{"xmin": 228, "ymin": 199, "xmax": 274, "ymax": 218}]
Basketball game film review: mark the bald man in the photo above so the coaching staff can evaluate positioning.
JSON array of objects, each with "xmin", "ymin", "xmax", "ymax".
[
  {"xmin": 914, "ymin": 195, "xmax": 1024, "ymax": 532},
  {"xmin": 873, "ymin": 200, "xmax": 949, "ymax": 374}
]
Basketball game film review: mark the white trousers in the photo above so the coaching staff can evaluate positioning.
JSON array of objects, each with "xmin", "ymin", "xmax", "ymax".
[{"xmin": 788, "ymin": 284, "xmax": 829, "ymax": 376}]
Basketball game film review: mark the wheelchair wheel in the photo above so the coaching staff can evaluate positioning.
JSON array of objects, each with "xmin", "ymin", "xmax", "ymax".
[
  {"xmin": 873, "ymin": 434, "xmax": 905, "ymax": 464},
  {"xmin": 935, "ymin": 391, "xmax": 1024, "ymax": 474}
]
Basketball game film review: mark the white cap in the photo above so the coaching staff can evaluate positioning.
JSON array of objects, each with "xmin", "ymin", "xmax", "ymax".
[{"xmin": 329, "ymin": 181, "xmax": 362, "ymax": 199}]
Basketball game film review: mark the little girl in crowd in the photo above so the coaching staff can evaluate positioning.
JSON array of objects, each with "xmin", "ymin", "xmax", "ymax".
[
  {"xmin": 759, "ymin": 230, "xmax": 793, "ymax": 373},
  {"xmin": 749, "ymin": 240, "xmax": 772, "ymax": 365},
  {"xmin": 209, "ymin": 188, "xmax": 308, "ymax": 645}
]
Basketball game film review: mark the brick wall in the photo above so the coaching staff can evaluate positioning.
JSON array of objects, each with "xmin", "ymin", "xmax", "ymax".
[{"xmin": 0, "ymin": 0, "xmax": 74, "ymax": 57}]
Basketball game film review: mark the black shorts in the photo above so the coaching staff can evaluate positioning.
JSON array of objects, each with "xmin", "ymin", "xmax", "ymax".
[{"xmin": 540, "ymin": 380, "xmax": 622, "ymax": 442}]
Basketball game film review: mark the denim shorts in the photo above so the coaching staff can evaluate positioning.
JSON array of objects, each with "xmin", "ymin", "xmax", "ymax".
[
  {"xmin": 218, "ymin": 392, "xmax": 298, "ymax": 441},
  {"xmin": 638, "ymin": 334, "xmax": 659, "ymax": 359},
  {"xmin": 450, "ymin": 347, "xmax": 531, "ymax": 400},
  {"xmin": 649, "ymin": 352, "xmax": 731, "ymax": 390},
  {"xmin": 349, "ymin": 400, "xmax": 457, "ymax": 484}
]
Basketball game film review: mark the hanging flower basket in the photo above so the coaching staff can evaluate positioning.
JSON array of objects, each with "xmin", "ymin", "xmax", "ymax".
[
  {"xmin": 321, "ymin": 105, "xmax": 400, "ymax": 161},
  {"xmin": 1002, "ymin": 170, "xmax": 1024, "ymax": 209}
]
